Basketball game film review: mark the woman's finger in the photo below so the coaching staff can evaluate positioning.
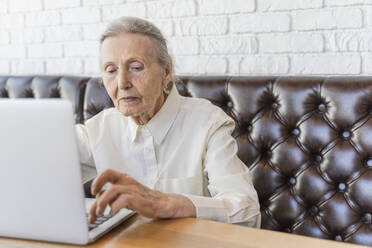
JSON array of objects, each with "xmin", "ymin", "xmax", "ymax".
[
  {"xmin": 91, "ymin": 169, "xmax": 123, "ymax": 195},
  {"xmin": 109, "ymin": 194, "xmax": 136, "ymax": 216},
  {"xmin": 88, "ymin": 200, "xmax": 98, "ymax": 224},
  {"xmin": 95, "ymin": 184, "xmax": 139, "ymax": 216}
]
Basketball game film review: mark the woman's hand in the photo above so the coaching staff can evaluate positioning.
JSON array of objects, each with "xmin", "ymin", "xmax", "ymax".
[{"xmin": 88, "ymin": 169, "xmax": 196, "ymax": 224}]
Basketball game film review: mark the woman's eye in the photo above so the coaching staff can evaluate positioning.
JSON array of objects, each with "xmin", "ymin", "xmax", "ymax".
[
  {"xmin": 105, "ymin": 66, "xmax": 117, "ymax": 74},
  {"xmin": 129, "ymin": 62, "xmax": 143, "ymax": 72}
]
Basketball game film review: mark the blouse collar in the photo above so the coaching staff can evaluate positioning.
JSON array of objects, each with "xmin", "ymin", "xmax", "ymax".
[{"xmin": 127, "ymin": 85, "xmax": 181, "ymax": 144}]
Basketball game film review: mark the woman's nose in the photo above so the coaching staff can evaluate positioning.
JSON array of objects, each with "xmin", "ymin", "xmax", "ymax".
[{"xmin": 118, "ymin": 70, "xmax": 132, "ymax": 90}]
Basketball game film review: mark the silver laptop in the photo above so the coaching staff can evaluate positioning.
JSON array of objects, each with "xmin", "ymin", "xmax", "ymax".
[{"xmin": 0, "ymin": 99, "xmax": 134, "ymax": 245}]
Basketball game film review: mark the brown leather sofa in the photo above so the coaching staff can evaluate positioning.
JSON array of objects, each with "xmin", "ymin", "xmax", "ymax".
[{"xmin": 0, "ymin": 75, "xmax": 371, "ymax": 246}]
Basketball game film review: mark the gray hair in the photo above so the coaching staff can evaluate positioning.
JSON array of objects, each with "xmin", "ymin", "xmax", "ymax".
[{"xmin": 100, "ymin": 16, "xmax": 172, "ymax": 71}]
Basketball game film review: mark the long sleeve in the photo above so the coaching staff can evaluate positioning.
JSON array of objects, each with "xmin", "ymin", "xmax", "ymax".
[
  {"xmin": 184, "ymin": 114, "xmax": 261, "ymax": 227},
  {"xmin": 75, "ymin": 124, "xmax": 95, "ymax": 168}
]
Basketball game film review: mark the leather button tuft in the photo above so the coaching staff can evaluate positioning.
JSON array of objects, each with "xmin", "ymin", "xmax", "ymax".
[
  {"xmin": 260, "ymin": 200, "xmax": 269, "ymax": 208},
  {"xmin": 338, "ymin": 183, "xmax": 346, "ymax": 191},
  {"xmin": 366, "ymin": 158, "xmax": 372, "ymax": 168},
  {"xmin": 247, "ymin": 124, "xmax": 252, "ymax": 132},
  {"xmin": 227, "ymin": 101, "xmax": 233, "ymax": 108},
  {"xmin": 335, "ymin": 235, "xmax": 342, "ymax": 241},
  {"xmin": 363, "ymin": 213, "xmax": 372, "ymax": 224},
  {"xmin": 289, "ymin": 177, "xmax": 296, "ymax": 185},
  {"xmin": 261, "ymin": 149, "xmax": 272, "ymax": 159},
  {"xmin": 272, "ymin": 102, "xmax": 278, "ymax": 109},
  {"xmin": 314, "ymin": 155, "xmax": 322, "ymax": 163},
  {"xmin": 318, "ymin": 103, "xmax": 326, "ymax": 112},
  {"xmin": 292, "ymin": 128, "xmax": 300, "ymax": 136},
  {"xmin": 266, "ymin": 150, "xmax": 272, "ymax": 158},
  {"xmin": 310, "ymin": 206, "xmax": 319, "ymax": 216},
  {"xmin": 341, "ymin": 131, "xmax": 351, "ymax": 139}
]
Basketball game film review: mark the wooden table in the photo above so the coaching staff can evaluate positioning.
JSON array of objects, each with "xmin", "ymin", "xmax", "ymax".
[{"xmin": 0, "ymin": 214, "xmax": 368, "ymax": 248}]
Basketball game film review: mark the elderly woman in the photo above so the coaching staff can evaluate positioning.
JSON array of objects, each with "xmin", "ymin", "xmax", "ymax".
[{"xmin": 76, "ymin": 16, "xmax": 260, "ymax": 227}]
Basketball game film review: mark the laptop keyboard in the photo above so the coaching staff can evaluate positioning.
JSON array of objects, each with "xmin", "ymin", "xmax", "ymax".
[{"xmin": 88, "ymin": 215, "xmax": 112, "ymax": 231}]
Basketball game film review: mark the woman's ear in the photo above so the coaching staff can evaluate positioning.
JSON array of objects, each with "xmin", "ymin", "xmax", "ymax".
[{"xmin": 162, "ymin": 61, "xmax": 173, "ymax": 88}]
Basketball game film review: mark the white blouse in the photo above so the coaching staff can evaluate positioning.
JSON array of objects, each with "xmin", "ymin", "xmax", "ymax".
[{"xmin": 75, "ymin": 86, "xmax": 261, "ymax": 227}]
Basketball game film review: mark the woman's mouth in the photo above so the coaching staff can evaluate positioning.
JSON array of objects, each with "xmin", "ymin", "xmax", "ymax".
[{"xmin": 120, "ymin": 96, "xmax": 139, "ymax": 103}]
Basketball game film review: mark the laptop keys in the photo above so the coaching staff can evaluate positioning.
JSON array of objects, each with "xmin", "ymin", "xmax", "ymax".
[{"xmin": 88, "ymin": 215, "xmax": 112, "ymax": 231}]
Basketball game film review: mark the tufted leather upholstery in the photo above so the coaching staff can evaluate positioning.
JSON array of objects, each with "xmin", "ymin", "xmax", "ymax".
[
  {"xmin": 1, "ymin": 75, "xmax": 371, "ymax": 246},
  {"xmin": 0, "ymin": 75, "xmax": 88, "ymax": 123}
]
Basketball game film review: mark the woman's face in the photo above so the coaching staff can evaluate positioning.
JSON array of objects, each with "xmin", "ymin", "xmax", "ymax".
[{"xmin": 101, "ymin": 32, "xmax": 171, "ymax": 124}]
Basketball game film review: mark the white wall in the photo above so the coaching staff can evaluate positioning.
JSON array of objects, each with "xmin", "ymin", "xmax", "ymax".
[{"xmin": 0, "ymin": 0, "xmax": 371, "ymax": 76}]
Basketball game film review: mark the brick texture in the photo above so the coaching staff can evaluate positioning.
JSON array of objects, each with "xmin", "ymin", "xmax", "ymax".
[
  {"xmin": 9, "ymin": 0, "xmax": 42, "ymax": 13},
  {"xmin": 259, "ymin": 0, "xmax": 323, "ymax": 11},
  {"xmin": 11, "ymin": 60, "xmax": 44, "ymax": 74},
  {"xmin": 28, "ymin": 43, "xmax": 63, "ymax": 58},
  {"xmin": 0, "ymin": 61, "xmax": 10, "ymax": 73},
  {"xmin": 44, "ymin": 0, "xmax": 81, "ymax": 10},
  {"xmin": 199, "ymin": 0, "xmax": 255, "ymax": 15},
  {"xmin": 102, "ymin": 3, "xmax": 146, "ymax": 21},
  {"xmin": 260, "ymin": 33, "xmax": 323, "ymax": 53},
  {"xmin": 175, "ymin": 17, "xmax": 228, "ymax": 35},
  {"xmin": 292, "ymin": 55, "xmax": 361, "ymax": 74},
  {"xmin": 0, "ymin": 31, "xmax": 10, "ymax": 44},
  {"xmin": 46, "ymin": 58, "xmax": 84, "ymax": 74},
  {"xmin": 240, "ymin": 56, "xmax": 289, "ymax": 74},
  {"xmin": 0, "ymin": 0, "xmax": 370, "ymax": 76},
  {"xmin": 0, "ymin": 45, "xmax": 26, "ymax": 58},
  {"xmin": 231, "ymin": 14, "xmax": 291, "ymax": 33},
  {"xmin": 293, "ymin": 8, "xmax": 363, "ymax": 31},
  {"xmin": 147, "ymin": 0, "xmax": 196, "ymax": 18}
]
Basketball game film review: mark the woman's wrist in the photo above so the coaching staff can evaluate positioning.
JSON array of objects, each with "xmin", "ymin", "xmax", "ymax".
[{"xmin": 166, "ymin": 193, "xmax": 196, "ymax": 218}]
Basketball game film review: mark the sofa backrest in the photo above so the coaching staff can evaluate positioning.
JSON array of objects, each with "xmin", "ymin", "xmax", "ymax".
[
  {"xmin": 1, "ymin": 75, "xmax": 371, "ymax": 246},
  {"xmin": 0, "ymin": 75, "xmax": 88, "ymax": 123},
  {"xmin": 177, "ymin": 76, "xmax": 372, "ymax": 247}
]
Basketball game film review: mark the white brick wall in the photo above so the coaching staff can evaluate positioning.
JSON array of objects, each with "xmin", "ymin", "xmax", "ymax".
[
  {"xmin": 9, "ymin": 0, "xmax": 42, "ymax": 13},
  {"xmin": 199, "ymin": 0, "xmax": 255, "ymax": 15},
  {"xmin": 258, "ymin": 0, "xmax": 323, "ymax": 11},
  {"xmin": 11, "ymin": 60, "xmax": 44, "ymax": 74},
  {"xmin": 0, "ymin": 30, "xmax": 10, "ymax": 44},
  {"xmin": 175, "ymin": 17, "xmax": 228, "ymax": 36},
  {"xmin": 292, "ymin": 55, "xmax": 361, "ymax": 74},
  {"xmin": 231, "ymin": 14, "xmax": 291, "ymax": 33},
  {"xmin": 25, "ymin": 11, "xmax": 61, "ymax": 27},
  {"xmin": 147, "ymin": 0, "xmax": 195, "ymax": 18},
  {"xmin": 28, "ymin": 43, "xmax": 63, "ymax": 58},
  {"xmin": 44, "ymin": 0, "xmax": 81, "ymax": 10},
  {"xmin": 0, "ymin": 0, "xmax": 372, "ymax": 76},
  {"xmin": 240, "ymin": 56, "xmax": 289, "ymax": 74},
  {"xmin": 293, "ymin": 8, "xmax": 363, "ymax": 31}
]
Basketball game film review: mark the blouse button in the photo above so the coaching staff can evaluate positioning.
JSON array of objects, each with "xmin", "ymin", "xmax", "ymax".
[{"xmin": 227, "ymin": 101, "xmax": 233, "ymax": 108}]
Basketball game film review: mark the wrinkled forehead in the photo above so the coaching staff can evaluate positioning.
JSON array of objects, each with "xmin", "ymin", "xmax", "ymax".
[{"xmin": 100, "ymin": 32, "xmax": 158, "ymax": 64}]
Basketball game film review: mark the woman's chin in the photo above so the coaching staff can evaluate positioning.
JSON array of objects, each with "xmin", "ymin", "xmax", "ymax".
[{"xmin": 117, "ymin": 107, "xmax": 140, "ymax": 118}]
